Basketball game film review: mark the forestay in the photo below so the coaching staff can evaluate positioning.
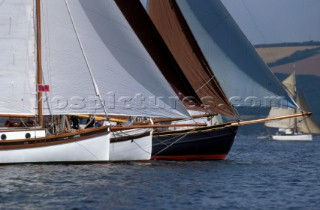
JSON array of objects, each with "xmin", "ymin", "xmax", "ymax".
[{"xmin": 40, "ymin": 0, "xmax": 189, "ymax": 118}]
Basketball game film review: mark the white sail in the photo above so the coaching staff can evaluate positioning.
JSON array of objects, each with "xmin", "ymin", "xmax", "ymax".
[
  {"xmin": 175, "ymin": 0, "xmax": 296, "ymax": 108},
  {"xmin": 0, "ymin": 0, "xmax": 37, "ymax": 115},
  {"xmin": 40, "ymin": 0, "xmax": 189, "ymax": 118}
]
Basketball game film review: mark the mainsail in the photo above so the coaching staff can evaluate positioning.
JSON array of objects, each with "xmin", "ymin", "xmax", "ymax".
[
  {"xmin": 0, "ymin": 0, "xmax": 190, "ymax": 119},
  {"xmin": 148, "ymin": 0, "xmax": 297, "ymax": 110},
  {"xmin": 265, "ymin": 72, "xmax": 320, "ymax": 134},
  {"xmin": 0, "ymin": 0, "xmax": 37, "ymax": 115}
]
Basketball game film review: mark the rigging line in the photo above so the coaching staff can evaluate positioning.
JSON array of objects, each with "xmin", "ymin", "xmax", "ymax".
[
  {"xmin": 64, "ymin": 0, "xmax": 109, "ymax": 117},
  {"xmin": 75, "ymin": 142, "xmax": 100, "ymax": 160},
  {"xmin": 240, "ymin": 0, "xmax": 268, "ymax": 44},
  {"xmin": 193, "ymin": 75, "xmax": 225, "ymax": 116},
  {"xmin": 195, "ymin": 76, "xmax": 215, "ymax": 93},
  {"xmin": 153, "ymin": 126, "xmax": 202, "ymax": 156},
  {"xmin": 132, "ymin": 136, "xmax": 152, "ymax": 155},
  {"xmin": 240, "ymin": 0, "xmax": 277, "ymax": 62}
]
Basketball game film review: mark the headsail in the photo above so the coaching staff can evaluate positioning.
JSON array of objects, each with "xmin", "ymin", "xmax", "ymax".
[
  {"xmin": 148, "ymin": 0, "xmax": 296, "ymax": 109},
  {"xmin": 39, "ymin": 0, "xmax": 189, "ymax": 118},
  {"xmin": 0, "ymin": 0, "xmax": 37, "ymax": 115}
]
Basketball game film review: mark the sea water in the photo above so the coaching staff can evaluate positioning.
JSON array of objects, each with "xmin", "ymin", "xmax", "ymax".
[{"xmin": 0, "ymin": 136, "xmax": 319, "ymax": 210}]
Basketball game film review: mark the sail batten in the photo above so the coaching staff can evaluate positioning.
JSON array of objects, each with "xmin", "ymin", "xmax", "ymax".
[{"xmin": 39, "ymin": 0, "xmax": 189, "ymax": 118}]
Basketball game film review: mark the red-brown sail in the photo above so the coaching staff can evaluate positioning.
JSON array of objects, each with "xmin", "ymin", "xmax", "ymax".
[
  {"xmin": 115, "ymin": 0, "xmax": 235, "ymax": 116},
  {"xmin": 115, "ymin": 0, "xmax": 202, "ymax": 109},
  {"xmin": 148, "ymin": 0, "xmax": 235, "ymax": 116}
]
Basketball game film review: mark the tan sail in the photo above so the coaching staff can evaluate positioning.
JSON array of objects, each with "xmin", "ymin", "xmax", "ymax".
[
  {"xmin": 296, "ymin": 92, "xmax": 320, "ymax": 134},
  {"xmin": 265, "ymin": 72, "xmax": 320, "ymax": 134},
  {"xmin": 264, "ymin": 107, "xmax": 296, "ymax": 129},
  {"xmin": 282, "ymin": 71, "xmax": 296, "ymax": 97}
]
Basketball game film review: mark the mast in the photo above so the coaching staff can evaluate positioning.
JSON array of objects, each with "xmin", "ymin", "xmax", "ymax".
[
  {"xmin": 293, "ymin": 70, "xmax": 298, "ymax": 134},
  {"xmin": 36, "ymin": 0, "xmax": 43, "ymax": 126}
]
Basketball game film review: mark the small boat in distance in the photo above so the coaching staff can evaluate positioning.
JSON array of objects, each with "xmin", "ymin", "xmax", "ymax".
[{"xmin": 265, "ymin": 72, "xmax": 320, "ymax": 141}]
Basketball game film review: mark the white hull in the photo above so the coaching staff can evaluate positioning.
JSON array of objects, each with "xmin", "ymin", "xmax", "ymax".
[
  {"xmin": 0, "ymin": 129, "xmax": 46, "ymax": 140},
  {"xmin": 272, "ymin": 134, "xmax": 312, "ymax": 141},
  {"xmin": 110, "ymin": 129, "xmax": 152, "ymax": 161},
  {"xmin": 0, "ymin": 131, "xmax": 110, "ymax": 164}
]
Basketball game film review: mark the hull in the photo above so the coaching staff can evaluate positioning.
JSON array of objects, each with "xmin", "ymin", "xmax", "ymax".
[
  {"xmin": 110, "ymin": 129, "xmax": 152, "ymax": 161},
  {"xmin": 272, "ymin": 134, "xmax": 312, "ymax": 141},
  {"xmin": 0, "ymin": 127, "xmax": 110, "ymax": 164},
  {"xmin": 152, "ymin": 124, "xmax": 238, "ymax": 160},
  {"xmin": 0, "ymin": 128, "xmax": 46, "ymax": 140}
]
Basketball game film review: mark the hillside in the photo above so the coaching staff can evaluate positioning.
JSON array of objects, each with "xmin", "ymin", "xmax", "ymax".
[
  {"xmin": 256, "ymin": 46, "xmax": 320, "ymax": 63},
  {"xmin": 271, "ymin": 55, "xmax": 320, "ymax": 76},
  {"xmin": 237, "ymin": 43, "xmax": 320, "ymax": 136},
  {"xmin": 256, "ymin": 42, "xmax": 320, "ymax": 76},
  {"xmin": 237, "ymin": 73, "xmax": 320, "ymax": 136}
]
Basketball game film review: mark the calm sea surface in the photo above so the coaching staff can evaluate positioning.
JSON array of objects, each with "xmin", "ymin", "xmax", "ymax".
[{"xmin": 1, "ymin": 135, "xmax": 319, "ymax": 210}]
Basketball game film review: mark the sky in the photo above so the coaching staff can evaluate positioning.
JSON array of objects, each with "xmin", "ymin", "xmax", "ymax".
[
  {"xmin": 141, "ymin": 0, "xmax": 320, "ymax": 45},
  {"xmin": 222, "ymin": 0, "xmax": 320, "ymax": 44}
]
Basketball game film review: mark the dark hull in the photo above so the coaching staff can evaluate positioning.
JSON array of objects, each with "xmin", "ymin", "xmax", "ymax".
[{"xmin": 152, "ymin": 124, "xmax": 238, "ymax": 160}]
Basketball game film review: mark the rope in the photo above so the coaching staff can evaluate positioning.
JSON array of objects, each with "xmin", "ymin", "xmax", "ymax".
[
  {"xmin": 153, "ymin": 125, "xmax": 206, "ymax": 156},
  {"xmin": 132, "ymin": 139, "xmax": 152, "ymax": 155},
  {"xmin": 64, "ymin": 0, "xmax": 109, "ymax": 118}
]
